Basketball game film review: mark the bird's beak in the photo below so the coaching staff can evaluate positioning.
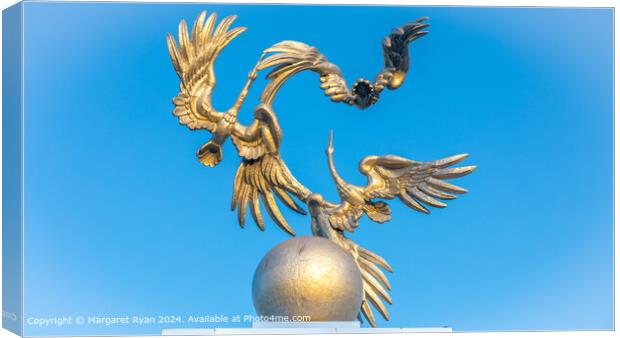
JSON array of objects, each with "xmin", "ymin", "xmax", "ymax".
[
  {"xmin": 326, "ymin": 130, "xmax": 334, "ymax": 154},
  {"xmin": 328, "ymin": 130, "xmax": 333, "ymax": 147}
]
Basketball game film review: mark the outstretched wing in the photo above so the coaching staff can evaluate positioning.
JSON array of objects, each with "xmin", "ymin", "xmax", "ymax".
[
  {"xmin": 257, "ymin": 41, "xmax": 355, "ymax": 105},
  {"xmin": 320, "ymin": 153, "xmax": 473, "ymax": 326},
  {"xmin": 373, "ymin": 17, "xmax": 429, "ymax": 91},
  {"xmin": 230, "ymin": 104, "xmax": 311, "ymax": 235},
  {"xmin": 362, "ymin": 153, "xmax": 476, "ymax": 214},
  {"xmin": 256, "ymin": 18, "xmax": 429, "ymax": 109},
  {"xmin": 327, "ymin": 153, "xmax": 473, "ymax": 230},
  {"xmin": 166, "ymin": 11, "xmax": 246, "ymax": 130}
]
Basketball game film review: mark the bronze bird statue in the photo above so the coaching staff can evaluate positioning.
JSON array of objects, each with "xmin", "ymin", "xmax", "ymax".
[
  {"xmin": 324, "ymin": 130, "xmax": 475, "ymax": 229},
  {"xmin": 167, "ymin": 11, "xmax": 473, "ymax": 327},
  {"xmin": 167, "ymin": 12, "xmax": 255, "ymax": 167},
  {"xmin": 167, "ymin": 12, "xmax": 310, "ymax": 235},
  {"xmin": 307, "ymin": 132, "xmax": 475, "ymax": 325}
]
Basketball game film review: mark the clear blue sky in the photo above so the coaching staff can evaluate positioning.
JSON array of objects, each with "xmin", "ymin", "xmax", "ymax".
[{"xmin": 20, "ymin": 2, "xmax": 612, "ymax": 335}]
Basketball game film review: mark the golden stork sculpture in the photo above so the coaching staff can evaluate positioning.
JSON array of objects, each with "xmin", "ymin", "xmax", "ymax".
[{"xmin": 167, "ymin": 11, "xmax": 475, "ymax": 327}]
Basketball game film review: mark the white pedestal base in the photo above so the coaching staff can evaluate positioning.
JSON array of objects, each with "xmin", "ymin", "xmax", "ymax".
[
  {"xmin": 253, "ymin": 320, "xmax": 360, "ymax": 328},
  {"xmin": 161, "ymin": 321, "xmax": 453, "ymax": 335}
]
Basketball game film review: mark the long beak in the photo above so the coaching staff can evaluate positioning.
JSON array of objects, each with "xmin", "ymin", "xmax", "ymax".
[{"xmin": 327, "ymin": 129, "xmax": 334, "ymax": 152}]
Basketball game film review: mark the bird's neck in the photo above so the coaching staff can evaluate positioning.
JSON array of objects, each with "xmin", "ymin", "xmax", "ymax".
[
  {"xmin": 229, "ymin": 55, "xmax": 264, "ymax": 116},
  {"xmin": 228, "ymin": 77, "xmax": 253, "ymax": 117},
  {"xmin": 327, "ymin": 150, "xmax": 347, "ymax": 192}
]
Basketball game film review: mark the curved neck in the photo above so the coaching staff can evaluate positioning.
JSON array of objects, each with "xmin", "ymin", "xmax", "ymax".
[
  {"xmin": 327, "ymin": 149, "xmax": 347, "ymax": 189},
  {"xmin": 229, "ymin": 53, "xmax": 266, "ymax": 116},
  {"xmin": 228, "ymin": 71, "xmax": 256, "ymax": 116}
]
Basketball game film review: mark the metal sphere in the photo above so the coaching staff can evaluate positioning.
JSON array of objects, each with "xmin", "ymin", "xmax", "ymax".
[{"xmin": 252, "ymin": 236, "xmax": 363, "ymax": 322}]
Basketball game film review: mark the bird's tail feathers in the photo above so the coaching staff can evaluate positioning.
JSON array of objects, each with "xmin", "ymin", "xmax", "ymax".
[
  {"xmin": 364, "ymin": 201, "xmax": 391, "ymax": 223},
  {"xmin": 197, "ymin": 139, "xmax": 223, "ymax": 167},
  {"xmin": 337, "ymin": 236, "xmax": 393, "ymax": 327}
]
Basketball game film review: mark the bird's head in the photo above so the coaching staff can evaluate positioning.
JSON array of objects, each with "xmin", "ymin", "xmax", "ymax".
[
  {"xmin": 306, "ymin": 193, "xmax": 325, "ymax": 213},
  {"xmin": 352, "ymin": 78, "xmax": 379, "ymax": 109}
]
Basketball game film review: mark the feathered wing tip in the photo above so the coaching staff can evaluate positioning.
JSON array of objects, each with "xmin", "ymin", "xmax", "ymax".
[
  {"xmin": 339, "ymin": 237, "xmax": 393, "ymax": 327},
  {"xmin": 231, "ymin": 155, "xmax": 309, "ymax": 236},
  {"xmin": 379, "ymin": 16, "xmax": 430, "ymax": 90},
  {"xmin": 166, "ymin": 11, "xmax": 247, "ymax": 133},
  {"xmin": 418, "ymin": 154, "xmax": 476, "ymax": 207},
  {"xmin": 402, "ymin": 17, "xmax": 430, "ymax": 42},
  {"xmin": 395, "ymin": 153, "xmax": 475, "ymax": 215},
  {"xmin": 257, "ymin": 41, "xmax": 318, "ymax": 104},
  {"xmin": 359, "ymin": 246, "xmax": 393, "ymax": 327},
  {"xmin": 166, "ymin": 11, "xmax": 247, "ymax": 90},
  {"xmin": 257, "ymin": 41, "xmax": 343, "ymax": 104}
]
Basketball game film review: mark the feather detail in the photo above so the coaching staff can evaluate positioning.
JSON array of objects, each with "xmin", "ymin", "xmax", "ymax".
[
  {"xmin": 257, "ymin": 41, "xmax": 353, "ymax": 105},
  {"xmin": 166, "ymin": 11, "xmax": 247, "ymax": 133},
  {"xmin": 231, "ymin": 154, "xmax": 310, "ymax": 234},
  {"xmin": 356, "ymin": 153, "xmax": 475, "ymax": 215},
  {"xmin": 196, "ymin": 140, "xmax": 223, "ymax": 167},
  {"xmin": 326, "ymin": 236, "xmax": 393, "ymax": 327}
]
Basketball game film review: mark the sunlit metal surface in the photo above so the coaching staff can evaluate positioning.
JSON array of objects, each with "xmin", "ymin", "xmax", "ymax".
[
  {"xmin": 167, "ymin": 11, "xmax": 475, "ymax": 326},
  {"xmin": 252, "ymin": 237, "xmax": 363, "ymax": 322}
]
